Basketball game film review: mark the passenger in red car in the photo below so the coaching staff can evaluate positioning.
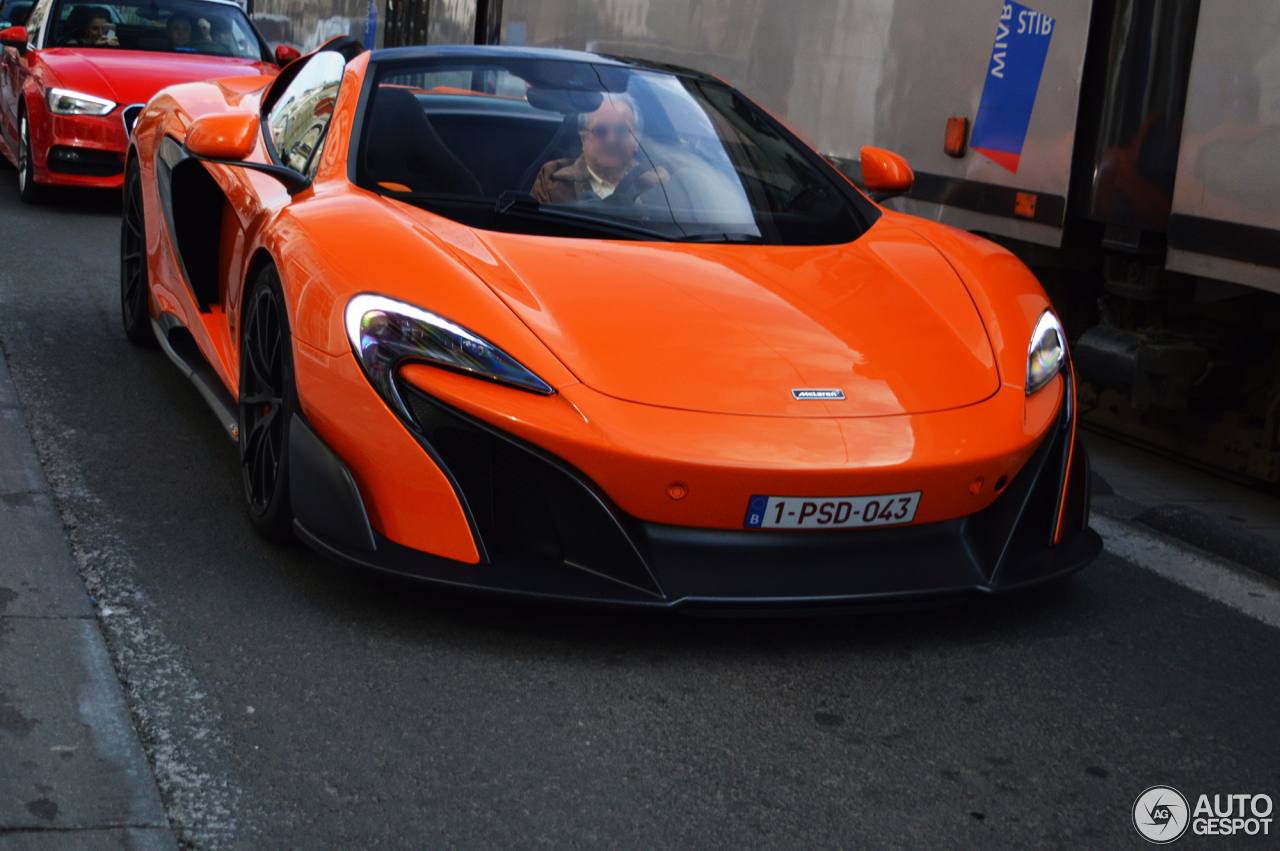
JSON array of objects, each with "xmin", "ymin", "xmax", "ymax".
[{"xmin": 62, "ymin": 5, "xmax": 117, "ymax": 45}]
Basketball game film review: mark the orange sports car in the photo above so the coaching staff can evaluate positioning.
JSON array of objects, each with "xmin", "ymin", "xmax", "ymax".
[{"xmin": 123, "ymin": 40, "xmax": 1100, "ymax": 611}]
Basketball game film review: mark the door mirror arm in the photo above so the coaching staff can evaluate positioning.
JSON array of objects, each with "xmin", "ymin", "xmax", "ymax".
[
  {"xmin": 868, "ymin": 190, "xmax": 908, "ymax": 203},
  {"xmin": 182, "ymin": 146, "xmax": 312, "ymax": 195}
]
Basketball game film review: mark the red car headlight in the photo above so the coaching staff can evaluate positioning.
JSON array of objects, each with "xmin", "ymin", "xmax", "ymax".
[{"xmin": 47, "ymin": 87, "xmax": 117, "ymax": 116}]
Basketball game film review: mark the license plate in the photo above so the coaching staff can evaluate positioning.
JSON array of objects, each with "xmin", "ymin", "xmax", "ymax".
[{"xmin": 742, "ymin": 492, "xmax": 921, "ymax": 529}]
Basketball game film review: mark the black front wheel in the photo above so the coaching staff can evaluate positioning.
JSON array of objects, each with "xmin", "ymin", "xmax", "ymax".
[
  {"xmin": 239, "ymin": 263, "xmax": 297, "ymax": 542},
  {"xmin": 120, "ymin": 161, "xmax": 155, "ymax": 346}
]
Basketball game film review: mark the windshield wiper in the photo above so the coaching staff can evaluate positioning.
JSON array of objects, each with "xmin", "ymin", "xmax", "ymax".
[
  {"xmin": 677, "ymin": 232, "xmax": 764, "ymax": 244},
  {"xmin": 494, "ymin": 190, "xmax": 540, "ymax": 215},
  {"xmin": 384, "ymin": 188, "xmax": 749, "ymax": 243},
  {"xmin": 490, "ymin": 191, "xmax": 678, "ymax": 241}
]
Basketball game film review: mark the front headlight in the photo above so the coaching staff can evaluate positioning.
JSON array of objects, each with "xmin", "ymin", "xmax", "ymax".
[
  {"xmin": 1026, "ymin": 310, "xmax": 1066, "ymax": 395},
  {"xmin": 47, "ymin": 88, "xmax": 117, "ymax": 116},
  {"xmin": 345, "ymin": 294, "xmax": 554, "ymax": 423}
]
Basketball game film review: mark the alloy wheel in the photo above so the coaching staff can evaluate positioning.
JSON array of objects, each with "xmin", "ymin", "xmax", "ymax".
[
  {"xmin": 119, "ymin": 164, "xmax": 152, "ymax": 344},
  {"xmin": 17, "ymin": 116, "xmax": 29, "ymax": 193},
  {"xmin": 240, "ymin": 284, "xmax": 287, "ymax": 516}
]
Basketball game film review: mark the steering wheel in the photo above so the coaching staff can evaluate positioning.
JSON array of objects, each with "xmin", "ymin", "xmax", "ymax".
[{"xmin": 604, "ymin": 166, "xmax": 660, "ymax": 206}]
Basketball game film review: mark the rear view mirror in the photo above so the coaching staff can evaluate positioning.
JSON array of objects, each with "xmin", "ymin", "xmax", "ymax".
[
  {"xmin": 0, "ymin": 25, "xmax": 27, "ymax": 53},
  {"xmin": 526, "ymin": 87, "xmax": 604, "ymax": 115},
  {"xmin": 186, "ymin": 112, "xmax": 259, "ymax": 161},
  {"xmin": 275, "ymin": 44, "xmax": 301, "ymax": 66},
  {"xmin": 860, "ymin": 146, "xmax": 914, "ymax": 200}
]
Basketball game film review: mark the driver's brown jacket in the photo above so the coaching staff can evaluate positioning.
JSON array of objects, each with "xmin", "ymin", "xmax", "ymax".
[{"xmin": 529, "ymin": 155, "xmax": 668, "ymax": 205}]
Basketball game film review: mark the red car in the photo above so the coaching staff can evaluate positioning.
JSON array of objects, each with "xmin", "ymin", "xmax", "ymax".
[{"xmin": 0, "ymin": 0, "xmax": 292, "ymax": 201}]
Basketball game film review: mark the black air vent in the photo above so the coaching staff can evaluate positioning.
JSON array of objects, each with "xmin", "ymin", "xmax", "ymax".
[
  {"xmin": 46, "ymin": 146, "xmax": 122, "ymax": 176},
  {"xmin": 403, "ymin": 387, "xmax": 661, "ymax": 596},
  {"xmin": 123, "ymin": 105, "xmax": 145, "ymax": 134}
]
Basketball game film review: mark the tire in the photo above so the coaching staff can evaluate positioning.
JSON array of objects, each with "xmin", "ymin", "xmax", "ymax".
[
  {"xmin": 17, "ymin": 112, "xmax": 45, "ymax": 204},
  {"xmin": 238, "ymin": 263, "xmax": 297, "ymax": 542},
  {"xmin": 120, "ymin": 160, "xmax": 156, "ymax": 346}
]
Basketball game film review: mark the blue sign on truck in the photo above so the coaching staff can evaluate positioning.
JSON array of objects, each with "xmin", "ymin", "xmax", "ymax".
[{"xmin": 969, "ymin": 1, "xmax": 1055, "ymax": 173}]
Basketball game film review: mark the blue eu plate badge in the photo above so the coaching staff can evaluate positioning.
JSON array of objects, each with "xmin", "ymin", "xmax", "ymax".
[{"xmin": 744, "ymin": 492, "xmax": 921, "ymax": 529}]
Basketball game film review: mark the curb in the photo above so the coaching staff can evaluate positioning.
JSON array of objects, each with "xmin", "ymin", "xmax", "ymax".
[
  {"xmin": 0, "ymin": 340, "xmax": 177, "ymax": 849},
  {"xmin": 1090, "ymin": 473, "xmax": 1280, "ymax": 585}
]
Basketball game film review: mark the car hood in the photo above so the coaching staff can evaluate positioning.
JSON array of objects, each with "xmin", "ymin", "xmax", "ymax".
[
  {"xmin": 449, "ymin": 216, "xmax": 1000, "ymax": 418},
  {"xmin": 39, "ymin": 48, "xmax": 274, "ymax": 106}
]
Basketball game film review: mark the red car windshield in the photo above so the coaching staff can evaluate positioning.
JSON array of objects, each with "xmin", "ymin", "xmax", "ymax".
[{"xmin": 49, "ymin": 0, "xmax": 264, "ymax": 60}]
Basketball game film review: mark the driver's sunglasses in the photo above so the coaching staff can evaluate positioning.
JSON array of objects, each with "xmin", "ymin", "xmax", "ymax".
[{"xmin": 586, "ymin": 123, "xmax": 632, "ymax": 140}]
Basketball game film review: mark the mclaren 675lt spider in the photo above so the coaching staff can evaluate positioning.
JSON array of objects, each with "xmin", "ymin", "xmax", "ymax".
[{"xmin": 123, "ymin": 39, "xmax": 1101, "ymax": 611}]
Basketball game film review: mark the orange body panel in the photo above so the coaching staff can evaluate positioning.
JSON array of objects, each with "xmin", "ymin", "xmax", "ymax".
[
  {"xmin": 293, "ymin": 341, "xmax": 479, "ymax": 562},
  {"xmin": 423, "ymin": 215, "xmax": 1000, "ymax": 418},
  {"xmin": 131, "ymin": 49, "xmax": 1073, "ymax": 564}
]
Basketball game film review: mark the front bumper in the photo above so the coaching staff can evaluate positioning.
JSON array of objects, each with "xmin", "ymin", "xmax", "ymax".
[
  {"xmin": 289, "ymin": 377, "xmax": 1100, "ymax": 612},
  {"xmin": 32, "ymin": 112, "xmax": 127, "ymax": 188}
]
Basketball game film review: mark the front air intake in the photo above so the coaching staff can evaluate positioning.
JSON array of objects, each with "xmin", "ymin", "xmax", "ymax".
[{"xmin": 402, "ymin": 386, "xmax": 661, "ymax": 596}]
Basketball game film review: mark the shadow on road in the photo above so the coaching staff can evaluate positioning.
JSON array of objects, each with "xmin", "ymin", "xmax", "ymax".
[
  {"xmin": 0, "ymin": 170, "xmax": 122, "ymax": 216},
  {"xmin": 264, "ymin": 534, "xmax": 1099, "ymax": 663}
]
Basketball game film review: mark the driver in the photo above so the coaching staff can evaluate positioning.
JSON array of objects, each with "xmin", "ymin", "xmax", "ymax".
[
  {"xmin": 166, "ymin": 13, "xmax": 193, "ymax": 49},
  {"xmin": 62, "ymin": 5, "xmax": 117, "ymax": 45},
  {"xmin": 530, "ymin": 94, "xmax": 667, "ymax": 204}
]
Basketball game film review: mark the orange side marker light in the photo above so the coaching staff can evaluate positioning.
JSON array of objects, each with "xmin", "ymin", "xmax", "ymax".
[{"xmin": 944, "ymin": 117, "xmax": 968, "ymax": 158}]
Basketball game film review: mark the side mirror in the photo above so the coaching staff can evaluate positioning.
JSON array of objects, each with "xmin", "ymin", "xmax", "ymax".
[
  {"xmin": 860, "ymin": 146, "xmax": 914, "ymax": 201},
  {"xmin": 275, "ymin": 44, "xmax": 300, "ymax": 66},
  {"xmin": 186, "ymin": 112, "xmax": 259, "ymax": 161},
  {"xmin": 0, "ymin": 25, "xmax": 27, "ymax": 53},
  {"xmin": 183, "ymin": 111, "xmax": 311, "ymax": 194}
]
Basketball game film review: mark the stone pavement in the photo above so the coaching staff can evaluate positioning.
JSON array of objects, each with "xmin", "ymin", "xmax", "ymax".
[{"xmin": 0, "ymin": 347, "xmax": 174, "ymax": 851}]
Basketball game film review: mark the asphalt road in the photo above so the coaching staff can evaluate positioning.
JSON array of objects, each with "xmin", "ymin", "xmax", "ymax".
[{"xmin": 1, "ymin": 175, "xmax": 1278, "ymax": 850}]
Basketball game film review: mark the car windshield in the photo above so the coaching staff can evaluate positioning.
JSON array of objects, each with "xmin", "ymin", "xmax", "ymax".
[
  {"xmin": 357, "ymin": 57, "xmax": 869, "ymax": 244},
  {"xmin": 49, "ymin": 0, "xmax": 264, "ymax": 60}
]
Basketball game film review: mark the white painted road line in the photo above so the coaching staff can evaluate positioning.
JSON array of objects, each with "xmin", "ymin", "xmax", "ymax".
[{"xmin": 1092, "ymin": 515, "xmax": 1280, "ymax": 630}]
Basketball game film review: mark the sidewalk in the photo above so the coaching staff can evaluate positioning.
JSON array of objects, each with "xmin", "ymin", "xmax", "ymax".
[
  {"xmin": 1085, "ymin": 430, "xmax": 1280, "ymax": 583},
  {"xmin": 0, "ymin": 348, "xmax": 174, "ymax": 850}
]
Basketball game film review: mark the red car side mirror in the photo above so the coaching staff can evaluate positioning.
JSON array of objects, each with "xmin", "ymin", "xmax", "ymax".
[
  {"xmin": 0, "ymin": 25, "xmax": 28, "ymax": 53},
  {"xmin": 275, "ymin": 44, "xmax": 301, "ymax": 66},
  {"xmin": 860, "ymin": 146, "xmax": 914, "ymax": 199}
]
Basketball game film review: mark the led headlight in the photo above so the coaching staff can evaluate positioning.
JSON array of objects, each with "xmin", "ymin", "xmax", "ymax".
[
  {"xmin": 46, "ymin": 88, "xmax": 116, "ymax": 116},
  {"xmin": 1026, "ymin": 310, "xmax": 1066, "ymax": 395},
  {"xmin": 345, "ymin": 294, "xmax": 554, "ymax": 423}
]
